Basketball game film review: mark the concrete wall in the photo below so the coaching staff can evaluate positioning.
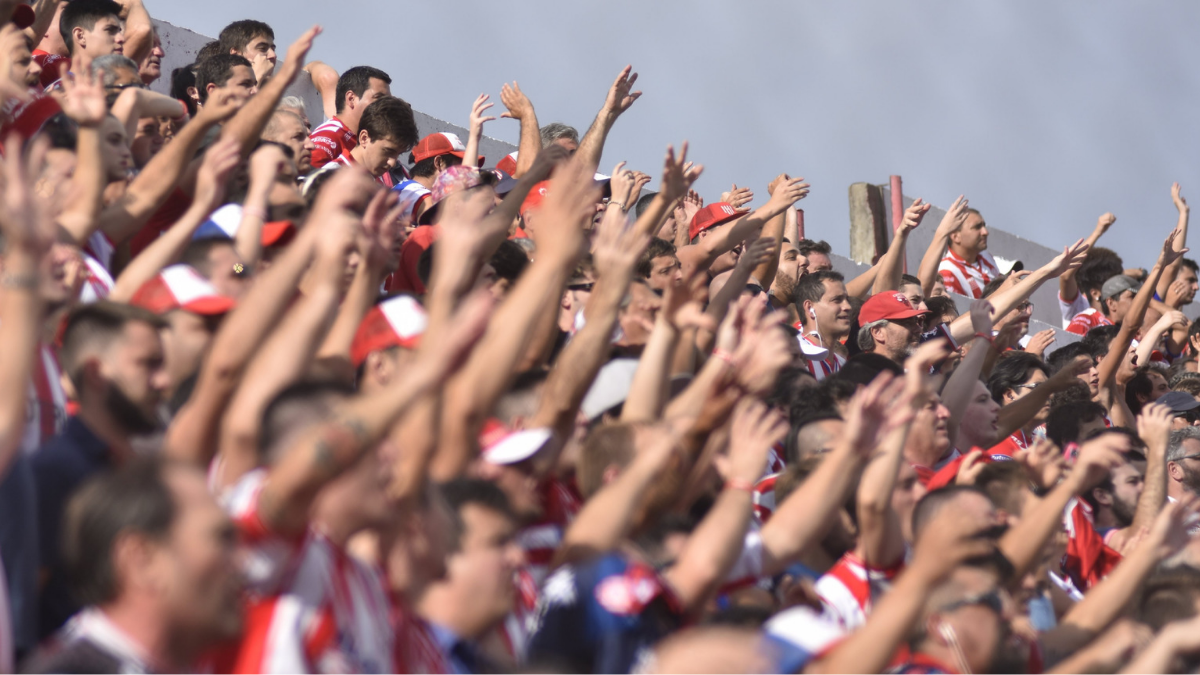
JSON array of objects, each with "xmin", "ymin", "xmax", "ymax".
[{"xmin": 150, "ymin": 20, "xmax": 517, "ymax": 164}]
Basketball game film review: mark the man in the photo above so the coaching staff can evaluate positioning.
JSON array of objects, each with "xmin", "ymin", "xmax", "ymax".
[
  {"xmin": 955, "ymin": 379, "xmax": 1002, "ymax": 455},
  {"xmin": 59, "ymin": 0, "xmax": 124, "ymax": 61},
  {"xmin": 1093, "ymin": 274, "xmax": 1140, "ymax": 328},
  {"xmin": 399, "ymin": 132, "xmax": 474, "ymax": 221},
  {"xmin": 938, "ymin": 208, "xmax": 999, "ymax": 298},
  {"xmin": 262, "ymin": 108, "xmax": 315, "ymax": 175},
  {"xmin": 1126, "ymin": 365, "xmax": 1171, "ymax": 416},
  {"xmin": 217, "ymin": 19, "xmax": 275, "ymax": 84},
  {"xmin": 1170, "ymin": 258, "xmax": 1200, "ymax": 307},
  {"xmin": 6, "ymin": 24, "xmax": 40, "ymax": 89},
  {"xmin": 794, "ymin": 270, "xmax": 851, "ymax": 380},
  {"xmin": 195, "ymin": 53, "xmax": 257, "ymax": 108},
  {"xmin": 417, "ymin": 480, "xmax": 526, "ymax": 674},
  {"xmin": 905, "ymin": 392, "xmax": 955, "ymax": 483},
  {"xmin": 90, "ymin": 53, "xmax": 139, "ymax": 105},
  {"xmin": 33, "ymin": 302, "xmax": 169, "ymax": 638},
  {"xmin": 23, "ymin": 459, "xmax": 243, "ymax": 673},
  {"xmin": 1062, "ymin": 254, "xmax": 1124, "ymax": 335},
  {"xmin": 898, "ymin": 273, "xmax": 928, "ymax": 311},
  {"xmin": 636, "ymin": 238, "xmax": 683, "ymax": 292},
  {"xmin": 137, "ymin": 26, "xmax": 164, "ymax": 85},
  {"xmin": 180, "ymin": 238, "xmax": 251, "ymax": 300},
  {"xmin": 856, "ymin": 291, "xmax": 929, "ymax": 364},
  {"xmin": 1084, "ymin": 449, "xmax": 1145, "ymax": 541},
  {"xmin": 130, "ymin": 265, "xmax": 236, "ymax": 400},
  {"xmin": 796, "ymin": 238, "xmax": 832, "ymax": 273},
  {"xmin": 310, "ymin": 65, "xmax": 392, "ymax": 169},
  {"xmin": 33, "ymin": 0, "xmax": 69, "ymax": 88},
  {"xmin": 1167, "ymin": 426, "xmax": 1200, "ymax": 503},
  {"xmin": 540, "ymin": 121, "xmax": 578, "ymax": 153},
  {"xmin": 768, "ymin": 238, "xmax": 807, "ymax": 320},
  {"xmin": 331, "ymin": 95, "xmax": 417, "ymax": 183}
]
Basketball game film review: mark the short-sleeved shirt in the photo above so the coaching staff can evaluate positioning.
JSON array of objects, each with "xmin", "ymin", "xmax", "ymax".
[
  {"xmin": 527, "ymin": 553, "xmax": 685, "ymax": 674},
  {"xmin": 938, "ymin": 249, "xmax": 999, "ymax": 298},
  {"xmin": 1065, "ymin": 307, "xmax": 1113, "ymax": 336},
  {"xmin": 31, "ymin": 417, "xmax": 114, "ymax": 638},
  {"xmin": 815, "ymin": 551, "xmax": 905, "ymax": 630},
  {"xmin": 310, "ymin": 116, "xmax": 357, "ymax": 169}
]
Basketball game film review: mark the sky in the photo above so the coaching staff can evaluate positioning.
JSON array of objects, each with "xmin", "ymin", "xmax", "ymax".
[{"xmin": 156, "ymin": 1, "xmax": 1200, "ymax": 266}]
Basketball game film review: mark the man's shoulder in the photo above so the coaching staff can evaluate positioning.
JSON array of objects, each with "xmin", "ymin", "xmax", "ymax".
[{"xmin": 21, "ymin": 637, "xmax": 125, "ymax": 674}]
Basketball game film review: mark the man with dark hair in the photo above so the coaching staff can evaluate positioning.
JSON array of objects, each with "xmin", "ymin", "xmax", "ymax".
[
  {"xmin": 1045, "ymin": 399, "xmax": 1108, "ymax": 449},
  {"xmin": 32, "ymin": 302, "xmax": 169, "ymax": 638},
  {"xmin": 217, "ymin": 19, "xmax": 275, "ymax": 83},
  {"xmin": 794, "ymin": 270, "xmax": 850, "ymax": 380},
  {"xmin": 1047, "ymin": 341, "xmax": 1101, "ymax": 398},
  {"xmin": 937, "ymin": 207, "xmax": 998, "ymax": 298},
  {"xmin": 195, "ymin": 53, "xmax": 256, "ymax": 107},
  {"xmin": 1126, "ymin": 365, "xmax": 1170, "ymax": 416},
  {"xmin": 23, "ymin": 459, "xmax": 242, "ymax": 673},
  {"xmin": 310, "ymin": 65, "xmax": 392, "ymax": 169},
  {"xmin": 796, "ymin": 239, "xmax": 833, "ymax": 273},
  {"xmin": 332, "ymin": 95, "xmax": 417, "ymax": 182},
  {"xmin": 180, "ymin": 238, "xmax": 251, "ymax": 299},
  {"xmin": 59, "ymin": 0, "xmax": 124, "ymax": 59},
  {"xmin": 636, "ymin": 238, "xmax": 682, "ymax": 291}
]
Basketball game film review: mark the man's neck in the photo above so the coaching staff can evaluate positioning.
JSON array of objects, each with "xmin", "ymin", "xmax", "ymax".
[
  {"xmin": 340, "ymin": 111, "xmax": 360, "ymax": 135},
  {"xmin": 413, "ymin": 175, "xmax": 434, "ymax": 190},
  {"xmin": 416, "ymin": 585, "xmax": 489, "ymax": 642},
  {"xmin": 75, "ymin": 402, "xmax": 134, "ymax": 461},
  {"xmin": 100, "ymin": 602, "xmax": 185, "ymax": 671},
  {"xmin": 949, "ymin": 243, "xmax": 980, "ymax": 263}
]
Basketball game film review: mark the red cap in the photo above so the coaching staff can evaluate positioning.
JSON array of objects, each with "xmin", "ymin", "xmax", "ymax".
[
  {"xmin": 10, "ymin": 4, "xmax": 34, "ymax": 29},
  {"xmin": 262, "ymin": 220, "xmax": 296, "ymax": 247},
  {"xmin": 688, "ymin": 202, "xmax": 742, "ymax": 241},
  {"xmin": 350, "ymin": 295, "xmax": 428, "ymax": 367},
  {"xmin": 0, "ymin": 92, "xmax": 60, "ymax": 141},
  {"xmin": 859, "ymin": 291, "xmax": 929, "ymax": 324},
  {"xmin": 495, "ymin": 151, "xmax": 518, "ymax": 176},
  {"xmin": 479, "ymin": 418, "xmax": 552, "ymax": 465},
  {"xmin": 130, "ymin": 265, "xmax": 236, "ymax": 315},
  {"xmin": 520, "ymin": 181, "xmax": 550, "ymax": 217},
  {"xmin": 411, "ymin": 132, "xmax": 483, "ymax": 166}
]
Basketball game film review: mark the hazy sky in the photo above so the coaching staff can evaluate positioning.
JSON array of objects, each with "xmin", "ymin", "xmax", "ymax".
[{"xmin": 156, "ymin": 1, "xmax": 1200, "ymax": 266}]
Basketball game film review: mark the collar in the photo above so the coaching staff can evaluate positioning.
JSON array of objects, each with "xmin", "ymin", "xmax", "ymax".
[{"xmin": 69, "ymin": 607, "xmax": 159, "ymax": 674}]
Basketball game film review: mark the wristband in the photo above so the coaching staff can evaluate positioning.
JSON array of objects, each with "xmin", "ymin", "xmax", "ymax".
[
  {"xmin": 242, "ymin": 205, "xmax": 267, "ymax": 221},
  {"xmin": 712, "ymin": 348, "xmax": 735, "ymax": 365},
  {"xmin": 974, "ymin": 332, "xmax": 995, "ymax": 346},
  {"xmin": 725, "ymin": 478, "xmax": 754, "ymax": 493}
]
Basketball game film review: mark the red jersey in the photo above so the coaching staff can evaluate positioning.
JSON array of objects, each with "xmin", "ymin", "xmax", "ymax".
[
  {"xmin": 1062, "ymin": 497, "xmax": 1122, "ymax": 590},
  {"xmin": 1065, "ymin": 307, "xmax": 1113, "ymax": 336},
  {"xmin": 32, "ymin": 50, "xmax": 67, "ymax": 90},
  {"xmin": 385, "ymin": 225, "xmax": 437, "ymax": 295},
  {"xmin": 938, "ymin": 249, "xmax": 999, "ymax": 298},
  {"xmin": 815, "ymin": 551, "xmax": 905, "ymax": 630},
  {"xmin": 311, "ymin": 116, "xmax": 357, "ymax": 169}
]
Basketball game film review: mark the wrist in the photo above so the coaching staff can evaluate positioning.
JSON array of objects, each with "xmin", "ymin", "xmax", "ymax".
[{"xmin": 724, "ymin": 477, "xmax": 756, "ymax": 493}]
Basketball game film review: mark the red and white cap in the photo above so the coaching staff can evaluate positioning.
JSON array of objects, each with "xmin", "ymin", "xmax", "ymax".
[
  {"xmin": 688, "ymin": 202, "xmax": 742, "ymax": 240},
  {"xmin": 479, "ymin": 418, "xmax": 552, "ymax": 465},
  {"xmin": 495, "ymin": 151, "xmax": 518, "ymax": 175},
  {"xmin": 859, "ymin": 292, "xmax": 929, "ymax": 324},
  {"xmin": 350, "ymin": 295, "xmax": 428, "ymax": 367},
  {"xmin": 411, "ymin": 132, "xmax": 484, "ymax": 166},
  {"xmin": 130, "ymin": 265, "xmax": 236, "ymax": 315},
  {"xmin": 520, "ymin": 180, "xmax": 550, "ymax": 217}
]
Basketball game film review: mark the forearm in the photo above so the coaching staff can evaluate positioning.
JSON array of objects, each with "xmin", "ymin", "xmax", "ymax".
[
  {"xmin": 1099, "ymin": 262, "xmax": 1164, "ymax": 387},
  {"xmin": 942, "ymin": 336, "xmax": 990, "ymax": 446},
  {"xmin": 575, "ymin": 111, "xmax": 615, "ymax": 174},
  {"xmin": 751, "ymin": 212, "xmax": 785, "ymax": 289},
  {"xmin": 872, "ymin": 230, "xmax": 908, "ymax": 295},
  {"xmin": 1000, "ymin": 477, "xmax": 1078, "ymax": 580},
  {"xmin": 666, "ymin": 487, "xmax": 753, "ymax": 611},
  {"xmin": 119, "ymin": 0, "xmax": 154, "ymax": 65},
  {"xmin": 1118, "ymin": 628, "xmax": 1189, "ymax": 675},
  {"xmin": 57, "ymin": 126, "xmax": 105, "ymax": 245},
  {"xmin": 304, "ymin": 61, "xmax": 339, "ymax": 120},
  {"xmin": 462, "ymin": 125, "xmax": 483, "ymax": 171},
  {"xmin": 918, "ymin": 233, "xmax": 950, "ymax": 297},
  {"xmin": 621, "ymin": 319, "xmax": 678, "ymax": 423},
  {"xmin": 1060, "ymin": 544, "xmax": 1157, "ymax": 634},
  {"xmin": 220, "ymin": 66, "xmax": 294, "ymax": 158},
  {"xmin": 109, "ymin": 202, "xmax": 211, "ymax": 302},
  {"xmin": 316, "ymin": 261, "xmax": 384, "ymax": 361},
  {"xmin": 1132, "ymin": 453, "xmax": 1166, "ymax": 534},
  {"xmin": 990, "ymin": 267, "xmax": 1053, "ymax": 318},
  {"xmin": 996, "ymin": 385, "xmax": 1054, "ymax": 439},
  {"xmin": 235, "ymin": 183, "xmax": 271, "ymax": 266},
  {"xmin": 513, "ymin": 112, "xmax": 541, "ymax": 178},
  {"xmin": 784, "ymin": 207, "xmax": 798, "ymax": 249},
  {"xmin": 844, "ymin": 264, "xmax": 880, "ymax": 299},
  {"xmin": 23, "ymin": 0, "xmax": 58, "ymax": 47},
  {"xmin": 1133, "ymin": 325, "xmax": 1168, "ymax": 370},
  {"xmin": 762, "ymin": 447, "xmax": 863, "ymax": 575},
  {"xmin": 0, "ymin": 252, "xmax": 42, "ymax": 476},
  {"xmin": 852, "ymin": 427, "xmax": 909, "ymax": 570}
]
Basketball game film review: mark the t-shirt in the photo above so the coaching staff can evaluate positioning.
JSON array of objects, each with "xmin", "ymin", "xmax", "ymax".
[
  {"xmin": 1065, "ymin": 307, "xmax": 1113, "ymax": 336},
  {"xmin": 224, "ymin": 469, "xmax": 395, "ymax": 673},
  {"xmin": 310, "ymin": 116, "xmax": 357, "ymax": 169},
  {"xmin": 31, "ymin": 50, "xmax": 67, "ymax": 91},
  {"xmin": 1058, "ymin": 290, "xmax": 1090, "ymax": 329},
  {"xmin": 814, "ymin": 551, "xmax": 905, "ymax": 631},
  {"xmin": 938, "ymin": 249, "xmax": 999, "ymax": 298},
  {"xmin": 526, "ymin": 553, "xmax": 685, "ymax": 674}
]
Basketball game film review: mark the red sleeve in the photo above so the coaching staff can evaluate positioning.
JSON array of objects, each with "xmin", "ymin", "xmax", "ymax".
[
  {"xmin": 309, "ymin": 129, "xmax": 340, "ymax": 169},
  {"xmin": 387, "ymin": 227, "xmax": 435, "ymax": 295},
  {"xmin": 1062, "ymin": 499, "xmax": 1122, "ymax": 590}
]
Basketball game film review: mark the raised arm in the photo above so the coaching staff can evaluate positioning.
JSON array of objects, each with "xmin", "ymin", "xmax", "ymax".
[
  {"xmin": 109, "ymin": 139, "xmax": 240, "ymax": 302},
  {"xmin": 995, "ymin": 356, "xmax": 1091, "ymax": 439},
  {"xmin": 873, "ymin": 198, "xmax": 930, "ymax": 294},
  {"xmin": 695, "ymin": 236, "xmax": 772, "ymax": 355},
  {"xmin": 1156, "ymin": 183, "xmax": 1189, "ymax": 302},
  {"xmin": 302, "ymin": 61, "xmax": 339, "ymax": 121},
  {"xmin": 917, "ymin": 195, "xmax": 968, "ymax": 297},
  {"xmin": 1061, "ymin": 213, "xmax": 1115, "ymax": 306},
  {"xmin": 461, "ymin": 93, "xmax": 494, "ymax": 170},
  {"xmin": 750, "ymin": 174, "xmax": 791, "ymax": 290},
  {"xmin": 575, "ymin": 65, "xmax": 641, "ymax": 172},
  {"xmin": 1104, "ymin": 403, "xmax": 1171, "ymax": 554},
  {"xmin": 234, "ymin": 144, "xmax": 289, "ymax": 268},
  {"xmin": 116, "ymin": 0, "xmax": 153, "ymax": 65},
  {"xmin": 678, "ymin": 177, "xmax": 809, "ymax": 275},
  {"xmin": 0, "ymin": 135, "xmax": 52, "ymax": 477},
  {"xmin": 109, "ymin": 88, "xmax": 187, "ymax": 138},
  {"xmin": 942, "ymin": 299, "xmax": 994, "ymax": 448},
  {"xmin": 621, "ymin": 273, "xmax": 708, "ymax": 423},
  {"xmin": 498, "ymin": 81, "xmax": 540, "ymax": 178},
  {"xmin": 53, "ymin": 53, "xmax": 108, "ymax": 247},
  {"xmin": 431, "ymin": 155, "xmax": 595, "ymax": 480}
]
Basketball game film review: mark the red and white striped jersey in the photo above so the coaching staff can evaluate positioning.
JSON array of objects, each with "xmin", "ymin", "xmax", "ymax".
[
  {"xmin": 799, "ymin": 333, "xmax": 844, "ymax": 381},
  {"xmin": 310, "ymin": 117, "xmax": 356, "ymax": 170},
  {"xmin": 1061, "ymin": 498, "xmax": 1122, "ymax": 591},
  {"xmin": 80, "ymin": 253, "xmax": 114, "ymax": 304},
  {"xmin": 814, "ymin": 551, "xmax": 905, "ymax": 630},
  {"xmin": 937, "ymin": 249, "xmax": 999, "ymax": 299},
  {"xmin": 753, "ymin": 473, "xmax": 780, "ymax": 524},
  {"xmin": 1065, "ymin": 307, "xmax": 1113, "ymax": 336},
  {"xmin": 392, "ymin": 597, "xmax": 449, "ymax": 674},
  {"xmin": 1058, "ymin": 291, "xmax": 1090, "ymax": 329},
  {"xmin": 22, "ymin": 343, "xmax": 67, "ymax": 455},
  {"xmin": 224, "ymin": 470, "xmax": 395, "ymax": 674}
]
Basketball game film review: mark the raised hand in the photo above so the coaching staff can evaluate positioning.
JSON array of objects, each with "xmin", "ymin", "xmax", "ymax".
[
  {"xmin": 661, "ymin": 142, "xmax": 704, "ymax": 202},
  {"xmin": 498, "ymin": 81, "xmax": 534, "ymax": 120},
  {"xmin": 1014, "ymin": 438, "xmax": 1064, "ymax": 491},
  {"xmin": 674, "ymin": 189, "xmax": 704, "ymax": 231},
  {"xmin": 195, "ymin": 89, "xmax": 243, "ymax": 124},
  {"xmin": 248, "ymin": 142, "xmax": 288, "ymax": 189},
  {"xmin": 58, "ymin": 53, "xmax": 107, "ymax": 128},
  {"xmin": 360, "ymin": 188, "xmax": 404, "ymax": 271},
  {"xmin": 968, "ymin": 298, "xmax": 995, "ymax": 338},
  {"xmin": 0, "ymin": 134, "xmax": 53, "ymax": 256},
  {"xmin": 903, "ymin": 338, "xmax": 952, "ymax": 401},
  {"xmin": 899, "ymin": 198, "xmax": 932, "ymax": 234},
  {"xmin": 468, "ymin": 93, "xmax": 496, "ymax": 134},
  {"xmin": 592, "ymin": 191, "xmax": 652, "ymax": 279},
  {"xmin": 935, "ymin": 194, "xmax": 970, "ymax": 236},
  {"xmin": 1047, "ymin": 238, "xmax": 1090, "ymax": 277},
  {"xmin": 1165, "ymin": 279, "xmax": 1191, "ymax": 308},
  {"xmin": 607, "ymin": 161, "xmax": 640, "ymax": 209},
  {"xmin": 908, "ymin": 506, "xmax": 998, "ymax": 582},
  {"xmin": 1160, "ymin": 228, "xmax": 1190, "ymax": 267},
  {"xmin": 955, "ymin": 449, "xmax": 986, "ymax": 486},
  {"xmin": 765, "ymin": 176, "xmax": 810, "ymax": 213},
  {"xmin": 537, "ymin": 155, "xmax": 601, "ymax": 258},
  {"xmin": 602, "ymin": 65, "xmax": 642, "ymax": 119},
  {"xmin": 279, "ymin": 25, "xmax": 322, "ymax": 80},
  {"xmin": 842, "ymin": 371, "xmax": 914, "ymax": 457},
  {"xmin": 725, "ymin": 399, "xmax": 788, "ymax": 484},
  {"xmin": 1137, "ymin": 402, "xmax": 1175, "ymax": 456},
  {"xmin": 661, "ymin": 270, "xmax": 714, "ymax": 332},
  {"xmin": 1069, "ymin": 435, "xmax": 1128, "ymax": 492},
  {"xmin": 1096, "ymin": 211, "xmax": 1117, "ymax": 235},
  {"xmin": 736, "ymin": 236, "xmax": 775, "ymax": 273},
  {"xmin": 193, "ymin": 138, "xmax": 241, "ymax": 213},
  {"xmin": 1173, "ymin": 182, "xmax": 1189, "ymax": 214},
  {"xmin": 721, "ymin": 183, "xmax": 754, "ymax": 212},
  {"xmin": 1024, "ymin": 328, "xmax": 1056, "ymax": 358}
]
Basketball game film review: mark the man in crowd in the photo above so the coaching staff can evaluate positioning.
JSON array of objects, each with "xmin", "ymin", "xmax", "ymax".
[
  {"xmin": 310, "ymin": 65, "xmax": 392, "ymax": 169},
  {"xmin": 856, "ymin": 291, "xmax": 928, "ymax": 364},
  {"xmin": 218, "ymin": 19, "xmax": 275, "ymax": 84},
  {"xmin": 938, "ymin": 207, "xmax": 999, "ymax": 297}
]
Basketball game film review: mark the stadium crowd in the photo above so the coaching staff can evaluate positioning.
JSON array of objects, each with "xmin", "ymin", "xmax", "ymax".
[{"xmin": 2, "ymin": 0, "xmax": 1200, "ymax": 673}]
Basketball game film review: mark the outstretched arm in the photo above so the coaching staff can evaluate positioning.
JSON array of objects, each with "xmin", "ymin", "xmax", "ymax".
[
  {"xmin": 918, "ymin": 195, "xmax": 968, "ymax": 297},
  {"xmin": 750, "ymin": 174, "xmax": 791, "ymax": 290},
  {"xmin": 677, "ymin": 177, "xmax": 809, "ymax": 275},
  {"xmin": 498, "ymin": 81, "xmax": 541, "ymax": 177},
  {"xmin": 575, "ymin": 65, "xmax": 641, "ymax": 172},
  {"xmin": 1105, "ymin": 403, "xmax": 1171, "ymax": 553},
  {"xmin": 873, "ymin": 199, "xmax": 929, "ymax": 294},
  {"xmin": 1156, "ymin": 183, "xmax": 1189, "ymax": 302},
  {"xmin": 1061, "ymin": 213, "xmax": 1115, "ymax": 307},
  {"xmin": 942, "ymin": 299, "xmax": 994, "ymax": 449},
  {"xmin": 53, "ymin": 53, "xmax": 108, "ymax": 247},
  {"xmin": 996, "ymin": 356, "xmax": 1091, "ymax": 439}
]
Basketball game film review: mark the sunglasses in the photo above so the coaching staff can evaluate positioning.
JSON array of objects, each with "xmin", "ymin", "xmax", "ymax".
[
  {"xmin": 941, "ymin": 589, "xmax": 1004, "ymax": 615},
  {"xmin": 567, "ymin": 282, "xmax": 594, "ymax": 292},
  {"xmin": 105, "ymin": 81, "xmax": 149, "ymax": 92}
]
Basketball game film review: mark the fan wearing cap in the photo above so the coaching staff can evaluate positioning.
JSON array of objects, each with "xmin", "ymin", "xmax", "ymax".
[
  {"xmin": 309, "ymin": 65, "xmax": 392, "ymax": 169},
  {"xmin": 130, "ymin": 265, "xmax": 235, "ymax": 398},
  {"xmin": 350, "ymin": 294, "xmax": 427, "ymax": 390},
  {"xmin": 856, "ymin": 291, "xmax": 930, "ymax": 365},
  {"xmin": 32, "ymin": 0, "xmax": 69, "ymax": 89},
  {"xmin": 332, "ymin": 95, "xmax": 418, "ymax": 186},
  {"xmin": 795, "ymin": 271, "xmax": 851, "ymax": 381},
  {"xmin": 400, "ymin": 132, "xmax": 478, "ymax": 222}
]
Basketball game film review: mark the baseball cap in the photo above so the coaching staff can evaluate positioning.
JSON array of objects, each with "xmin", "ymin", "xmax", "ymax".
[
  {"xmin": 859, "ymin": 292, "xmax": 930, "ymax": 325},
  {"xmin": 192, "ymin": 203, "xmax": 297, "ymax": 246},
  {"xmin": 580, "ymin": 358, "xmax": 640, "ymax": 420},
  {"xmin": 416, "ymin": 165, "xmax": 484, "ymax": 226},
  {"xmin": 1101, "ymin": 274, "xmax": 1141, "ymax": 301},
  {"xmin": 1157, "ymin": 391, "xmax": 1200, "ymax": 415},
  {"xmin": 130, "ymin": 265, "xmax": 236, "ymax": 315},
  {"xmin": 688, "ymin": 202, "xmax": 742, "ymax": 241},
  {"xmin": 10, "ymin": 4, "xmax": 35, "ymax": 29},
  {"xmin": 411, "ymin": 132, "xmax": 484, "ymax": 167},
  {"xmin": 479, "ymin": 418, "xmax": 552, "ymax": 465},
  {"xmin": 490, "ymin": 169, "xmax": 519, "ymax": 195},
  {"xmin": 796, "ymin": 334, "xmax": 830, "ymax": 361},
  {"xmin": 520, "ymin": 180, "xmax": 550, "ymax": 217},
  {"xmin": 495, "ymin": 151, "xmax": 518, "ymax": 176},
  {"xmin": 350, "ymin": 294, "xmax": 428, "ymax": 367}
]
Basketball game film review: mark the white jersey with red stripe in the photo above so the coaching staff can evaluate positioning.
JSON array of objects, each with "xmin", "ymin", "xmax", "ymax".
[
  {"xmin": 814, "ymin": 551, "xmax": 906, "ymax": 630},
  {"xmin": 79, "ymin": 253, "xmax": 114, "ymax": 304},
  {"xmin": 1065, "ymin": 307, "xmax": 1113, "ymax": 336},
  {"xmin": 753, "ymin": 473, "xmax": 780, "ymax": 524},
  {"xmin": 937, "ymin": 249, "xmax": 999, "ymax": 299},
  {"xmin": 799, "ymin": 333, "xmax": 844, "ymax": 381},
  {"xmin": 1058, "ymin": 291, "xmax": 1090, "ymax": 330},
  {"xmin": 224, "ymin": 470, "xmax": 395, "ymax": 673},
  {"xmin": 22, "ymin": 343, "xmax": 67, "ymax": 455}
]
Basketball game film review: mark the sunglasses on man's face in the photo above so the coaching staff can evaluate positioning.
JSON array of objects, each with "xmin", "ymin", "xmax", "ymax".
[
  {"xmin": 941, "ymin": 589, "xmax": 1004, "ymax": 616},
  {"xmin": 567, "ymin": 282, "xmax": 594, "ymax": 292}
]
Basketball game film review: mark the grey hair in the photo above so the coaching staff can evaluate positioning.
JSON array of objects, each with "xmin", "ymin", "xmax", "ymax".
[
  {"xmin": 278, "ymin": 95, "xmax": 307, "ymax": 114},
  {"xmin": 539, "ymin": 122, "xmax": 578, "ymax": 148},
  {"xmin": 91, "ymin": 54, "xmax": 139, "ymax": 87},
  {"xmin": 1167, "ymin": 427, "xmax": 1200, "ymax": 463},
  {"xmin": 857, "ymin": 319, "xmax": 888, "ymax": 352}
]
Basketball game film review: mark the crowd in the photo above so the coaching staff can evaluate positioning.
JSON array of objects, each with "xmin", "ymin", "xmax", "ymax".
[{"xmin": 2, "ymin": 1, "xmax": 1200, "ymax": 673}]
